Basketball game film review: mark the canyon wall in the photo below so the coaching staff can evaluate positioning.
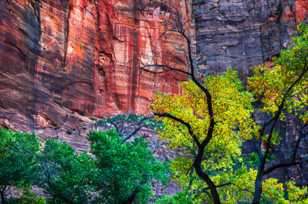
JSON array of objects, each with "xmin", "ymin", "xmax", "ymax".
[
  {"xmin": 0, "ymin": 0, "xmax": 193, "ymax": 135},
  {"xmin": 193, "ymin": 0, "xmax": 308, "ymax": 75},
  {"xmin": 0, "ymin": 0, "xmax": 307, "ymax": 138}
]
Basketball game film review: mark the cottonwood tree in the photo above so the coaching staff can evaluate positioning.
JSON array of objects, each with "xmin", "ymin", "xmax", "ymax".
[
  {"xmin": 248, "ymin": 24, "xmax": 308, "ymax": 204},
  {"xmin": 152, "ymin": 70, "xmax": 260, "ymax": 203},
  {"xmin": 141, "ymin": 1, "xmax": 308, "ymax": 203},
  {"xmin": 140, "ymin": 2, "xmax": 231, "ymax": 203}
]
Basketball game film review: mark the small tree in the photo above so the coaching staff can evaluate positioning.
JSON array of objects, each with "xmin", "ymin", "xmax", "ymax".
[
  {"xmin": 0, "ymin": 128, "xmax": 39, "ymax": 204},
  {"xmin": 89, "ymin": 129, "xmax": 168, "ymax": 204},
  {"xmin": 95, "ymin": 114, "xmax": 161, "ymax": 142}
]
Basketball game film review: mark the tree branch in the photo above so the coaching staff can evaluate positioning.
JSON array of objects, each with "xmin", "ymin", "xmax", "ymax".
[
  {"xmin": 140, "ymin": 64, "xmax": 192, "ymax": 76},
  {"xmin": 264, "ymin": 161, "xmax": 301, "ymax": 175},
  {"xmin": 123, "ymin": 116, "xmax": 153, "ymax": 142},
  {"xmin": 154, "ymin": 112, "xmax": 200, "ymax": 147}
]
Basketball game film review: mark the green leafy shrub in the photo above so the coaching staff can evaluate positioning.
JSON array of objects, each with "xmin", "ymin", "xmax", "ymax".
[
  {"xmin": 0, "ymin": 128, "xmax": 39, "ymax": 203},
  {"xmin": 37, "ymin": 139, "xmax": 98, "ymax": 204},
  {"xmin": 89, "ymin": 129, "xmax": 168, "ymax": 204}
]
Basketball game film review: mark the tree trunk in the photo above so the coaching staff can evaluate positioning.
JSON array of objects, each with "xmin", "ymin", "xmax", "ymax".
[
  {"xmin": 252, "ymin": 174, "xmax": 263, "ymax": 204},
  {"xmin": 252, "ymin": 160, "xmax": 265, "ymax": 204},
  {"xmin": 0, "ymin": 189, "xmax": 6, "ymax": 204},
  {"xmin": 123, "ymin": 189, "xmax": 138, "ymax": 204},
  {"xmin": 194, "ymin": 147, "xmax": 221, "ymax": 204}
]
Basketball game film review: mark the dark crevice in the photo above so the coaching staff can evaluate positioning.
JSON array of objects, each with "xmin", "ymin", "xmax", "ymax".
[
  {"xmin": 129, "ymin": 0, "xmax": 141, "ymax": 112},
  {"xmin": 26, "ymin": 0, "xmax": 42, "ymax": 133},
  {"xmin": 63, "ymin": 2, "xmax": 72, "ymax": 70}
]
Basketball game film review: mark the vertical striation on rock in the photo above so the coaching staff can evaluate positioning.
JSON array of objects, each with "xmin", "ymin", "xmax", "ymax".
[
  {"xmin": 0, "ymin": 0, "xmax": 307, "ymax": 139},
  {"xmin": 0, "ymin": 0, "xmax": 193, "ymax": 134}
]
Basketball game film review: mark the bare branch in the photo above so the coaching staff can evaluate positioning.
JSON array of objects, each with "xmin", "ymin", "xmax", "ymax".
[
  {"xmin": 264, "ymin": 124, "xmax": 307, "ymax": 175},
  {"xmin": 140, "ymin": 64, "xmax": 192, "ymax": 76},
  {"xmin": 264, "ymin": 161, "xmax": 301, "ymax": 175},
  {"xmin": 123, "ymin": 116, "xmax": 154, "ymax": 142},
  {"xmin": 154, "ymin": 112, "xmax": 200, "ymax": 147}
]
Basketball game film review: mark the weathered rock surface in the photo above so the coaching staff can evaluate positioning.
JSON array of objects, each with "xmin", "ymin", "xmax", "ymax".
[
  {"xmin": 0, "ymin": 0, "xmax": 193, "ymax": 135},
  {"xmin": 0, "ymin": 0, "xmax": 307, "ymax": 140},
  {"xmin": 193, "ymin": 0, "xmax": 308, "ymax": 75}
]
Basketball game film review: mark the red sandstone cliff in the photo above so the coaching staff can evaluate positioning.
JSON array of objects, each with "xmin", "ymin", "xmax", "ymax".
[
  {"xmin": 0, "ymin": 0, "xmax": 307, "ymax": 139},
  {"xmin": 0, "ymin": 0, "xmax": 193, "ymax": 133}
]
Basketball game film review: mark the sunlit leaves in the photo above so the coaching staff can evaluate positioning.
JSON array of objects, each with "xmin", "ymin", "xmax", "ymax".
[
  {"xmin": 286, "ymin": 181, "xmax": 308, "ymax": 203},
  {"xmin": 152, "ymin": 69, "xmax": 256, "ymax": 162},
  {"xmin": 248, "ymin": 24, "xmax": 308, "ymax": 123},
  {"xmin": 151, "ymin": 70, "xmax": 257, "ymax": 203}
]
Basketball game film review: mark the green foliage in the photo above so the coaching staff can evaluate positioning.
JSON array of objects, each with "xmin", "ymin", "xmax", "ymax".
[
  {"xmin": 37, "ymin": 139, "xmax": 98, "ymax": 204},
  {"xmin": 155, "ymin": 190, "xmax": 193, "ymax": 204},
  {"xmin": 285, "ymin": 181, "xmax": 308, "ymax": 203},
  {"xmin": 89, "ymin": 129, "xmax": 168, "ymax": 204},
  {"xmin": 0, "ymin": 127, "xmax": 167, "ymax": 203},
  {"xmin": 0, "ymin": 128, "xmax": 39, "ymax": 202},
  {"xmin": 260, "ymin": 179, "xmax": 308, "ymax": 204}
]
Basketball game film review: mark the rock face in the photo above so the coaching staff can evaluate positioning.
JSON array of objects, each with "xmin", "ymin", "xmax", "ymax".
[
  {"xmin": 0, "ymin": 0, "xmax": 307, "ymax": 135},
  {"xmin": 0, "ymin": 0, "xmax": 193, "ymax": 133},
  {"xmin": 193, "ymin": 0, "xmax": 308, "ymax": 75}
]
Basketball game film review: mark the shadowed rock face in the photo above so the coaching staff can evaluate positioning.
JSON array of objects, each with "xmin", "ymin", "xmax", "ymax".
[
  {"xmin": 0, "ymin": 0, "xmax": 193, "ymax": 133},
  {"xmin": 193, "ymin": 0, "xmax": 308, "ymax": 75}
]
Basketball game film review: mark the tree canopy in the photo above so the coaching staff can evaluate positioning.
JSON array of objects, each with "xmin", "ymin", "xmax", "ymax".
[
  {"xmin": 0, "ymin": 128, "xmax": 39, "ymax": 204},
  {"xmin": 89, "ymin": 130, "xmax": 168, "ymax": 204},
  {"xmin": 0, "ymin": 128, "xmax": 168, "ymax": 204}
]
